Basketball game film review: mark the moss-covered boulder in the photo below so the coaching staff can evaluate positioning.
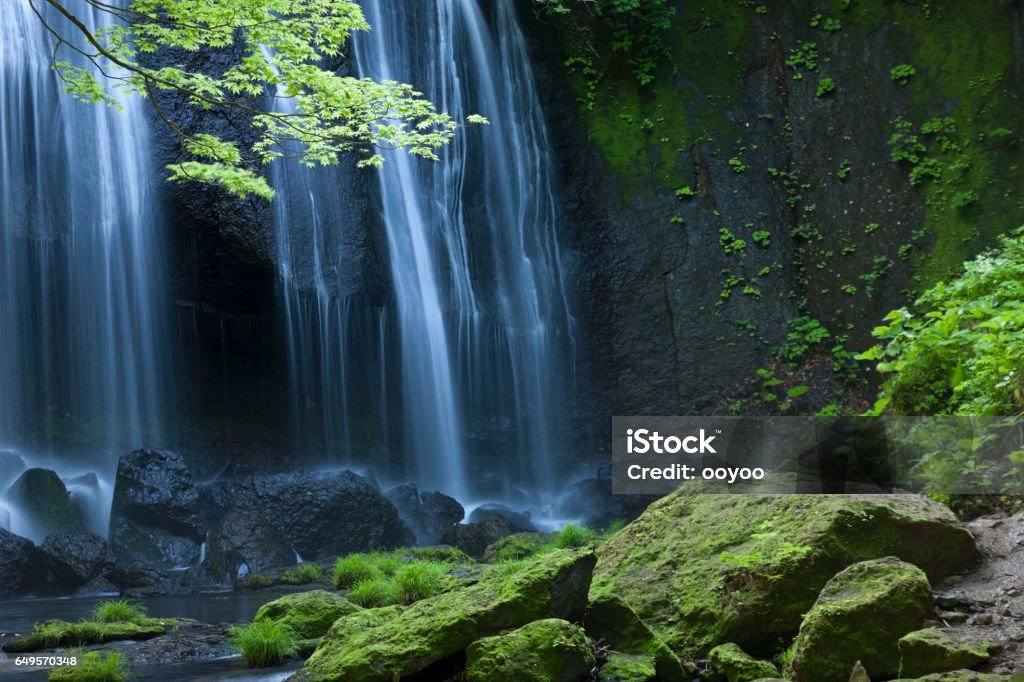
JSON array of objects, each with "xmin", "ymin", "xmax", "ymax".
[
  {"xmin": 7, "ymin": 468, "xmax": 79, "ymax": 537},
  {"xmin": 464, "ymin": 618, "xmax": 594, "ymax": 682},
  {"xmin": 584, "ymin": 594, "xmax": 684, "ymax": 681},
  {"xmin": 790, "ymin": 558, "xmax": 933, "ymax": 682},
  {"xmin": 709, "ymin": 643, "xmax": 779, "ymax": 682},
  {"xmin": 483, "ymin": 532, "xmax": 555, "ymax": 562},
  {"xmin": 597, "ymin": 653, "xmax": 658, "ymax": 682},
  {"xmin": 296, "ymin": 548, "xmax": 595, "ymax": 681},
  {"xmin": 253, "ymin": 589, "xmax": 360, "ymax": 640},
  {"xmin": 592, "ymin": 494, "xmax": 978, "ymax": 659},
  {"xmin": 897, "ymin": 628, "xmax": 997, "ymax": 678},
  {"xmin": 3, "ymin": 618, "xmax": 173, "ymax": 653}
]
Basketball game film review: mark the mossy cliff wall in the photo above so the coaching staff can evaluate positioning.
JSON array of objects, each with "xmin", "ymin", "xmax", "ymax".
[{"xmin": 523, "ymin": 0, "xmax": 1024, "ymax": 424}]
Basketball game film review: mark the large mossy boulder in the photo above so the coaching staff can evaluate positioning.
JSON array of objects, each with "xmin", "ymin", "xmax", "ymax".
[
  {"xmin": 464, "ymin": 618, "xmax": 594, "ymax": 682},
  {"xmin": 897, "ymin": 628, "xmax": 997, "ymax": 679},
  {"xmin": 296, "ymin": 548, "xmax": 596, "ymax": 681},
  {"xmin": 592, "ymin": 494, "xmax": 979, "ymax": 659},
  {"xmin": 708, "ymin": 643, "xmax": 779, "ymax": 682},
  {"xmin": 254, "ymin": 590, "xmax": 361, "ymax": 640},
  {"xmin": 597, "ymin": 653, "xmax": 658, "ymax": 682},
  {"xmin": 7, "ymin": 468, "xmax": 79, "ymax": 537},
  {"xmin": 584, "ymin": 594, "xmax": 684, "ymax": 681},
  {"xmin": 109, "ymin": 449, "xmax": 205, "ymax": 569},
  {"xmin": 790, "ymin": 557, "xmax": 933, "ymax": 682}
]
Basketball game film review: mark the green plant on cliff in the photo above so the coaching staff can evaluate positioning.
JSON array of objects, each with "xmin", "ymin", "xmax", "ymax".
[
  {"xmin": 34, "ymin": 0, "xmax": 485, "ymax": 200},
  {"xmin": 535, "ymin": 0, "xmax": 675, "ymax": 85},
  {"xmin": 891, "ymin": 64, "xmax": 916, "ymax": 85},
  {"xmin": 860, "ymin": 226, "xmax": 1024, "ymax": 416}
]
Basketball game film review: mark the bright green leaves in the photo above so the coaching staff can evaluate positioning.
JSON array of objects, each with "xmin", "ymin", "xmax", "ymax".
[
  {"xmin": 861, "ymin": 227, "xmax": 1024, "ymax": 415},
  {"xmin": 42, "ymin": 0, "xmax": 481, "ymax": 199}
]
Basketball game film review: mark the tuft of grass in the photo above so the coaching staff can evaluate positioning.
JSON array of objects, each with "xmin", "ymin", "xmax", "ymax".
[
  {"xmin": 347, "ymin": 577, "xmax": 397, "ymax": 608},
  {"xmin": 91, "ymin": 600, "xmax": 147, "ymax": 624},
  {"xmin": 279, "ymin": 562, "xmax": 323, "ymax": 585},
  {"xmin": 49, "ymin": 650, "xmax": 128, "ymax": 682},
  {"xmin": 555, "ymin": 523, "xmax": 592, "ymax": 549},
  {"xmin": 332, "ymin": 554, "xmax": 382, "ymax": 589},
  {"xmin": 228, "ymin": 620, "xmax": 297, "ymax": 668},
  {"xmin": 392, "ymin": 562, "xmax": 447, "ymax": 605}
]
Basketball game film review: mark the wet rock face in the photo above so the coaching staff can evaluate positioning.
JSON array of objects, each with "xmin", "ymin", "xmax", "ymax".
[
  {"xmin": 39, "ymin": 530, "xmax": 115, "ymax": 587},
  {"xmin": 468, "ymin": 503, "xmax": 537, "ymax": 533},
  {"xmin": 0, "ymin": 527, "xmax": 40, "ymax": 596},
  {"xmin": 440, "ymin": 517, "xmax": 513, "ymax": 560},
  {"xmin": 7, "ymin": 468, "xmax": 80, "ymax": 537},
  {"xmin": 109, "ymin": 448, "xmax": 205, "ymax": 569},
  {"xmin": 384, "ymin": 484, "xmax": 465, "ymax": 545},
  {"xmin": 199, "ymin": 469, "xmax": 414, "ymax": 561},
  {"xmin": 200, "ymin": 508, "xmax": 296, "ymax": 585}
]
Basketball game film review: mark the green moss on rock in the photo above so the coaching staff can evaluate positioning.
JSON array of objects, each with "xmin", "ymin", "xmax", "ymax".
[
  {"xmin": 483, "ymin": 532, "xmax": 555, "ymax": 563},
  {"xmin": 591, "ymin": 494, "xmax": 978, "ymax": 660},
  {"xmin": 465, "ymin": 618, "xmax": 594, "ymax": 682},
  {"xmin": 897, "ymin": 628, "xmax": 997, "ymax": 679},
  {"xmin": 4, "ymin": 618, "xmax": 173, "ymax": 653},
  {"xmin": 253, "ymin": 589, "xmax": 360, "ymax": 640},
  {"xmin": 790, "ymin": 557, "xmax": 932, "ymax": 681},
  {"xmin": 584, "ymin": 594, "xmax": 684, "ymax": 682},
  {"xmin": 597, "ymin": 653, "xmax": 658, "ymax": 682},
  {"xmin": 295, "ymin": 549, "xmax": 596, "ymax": 681},
  {"xmin": 709, "ymin": 643, "xmax": 779, "ymax": 682}
]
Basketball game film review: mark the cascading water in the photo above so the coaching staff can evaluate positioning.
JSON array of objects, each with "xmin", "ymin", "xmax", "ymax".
[
  {"xmin": 0, "ymin": 0, "xmax": 172, "ymax": 540},
  {"xmin": 275, "ymin": 0, "xmax": 575, "ymax": 503}
]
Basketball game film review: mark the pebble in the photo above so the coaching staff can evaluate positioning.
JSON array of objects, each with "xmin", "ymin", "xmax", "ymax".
[{"xmin": 974, "ymin": 613, "xmax": 994, "ymax": 625}]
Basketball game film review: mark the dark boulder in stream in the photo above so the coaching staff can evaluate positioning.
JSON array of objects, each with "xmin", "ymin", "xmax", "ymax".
[
  {"xmin": 199, "ymin": 469, "xmax": 414, "ymax": 561},
  {"xmin": 385, "ymin": 483, "xmax": 464, "ymax": 545},
  {"xmin": 109, "ymin": 448, "xmax": 206, "ymax": 569}
]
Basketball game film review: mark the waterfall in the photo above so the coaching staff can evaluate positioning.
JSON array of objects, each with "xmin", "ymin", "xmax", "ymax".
[
  {"xmin": 276, "ymin": 0, "xmax": 574, "ymax": 500},
  {"xmin": 0, "ymin": 0, "xmax": 172, "ymax": 540}
]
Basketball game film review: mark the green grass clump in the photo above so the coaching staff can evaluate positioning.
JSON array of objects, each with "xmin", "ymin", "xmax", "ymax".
[
  {"xmin": 229, "ymin": 620, "xmax": 297, "ymax": 668},
  {"xmin": 279, "ymin": 563, "xmax": 323, "ymax": 585},
  {"xmin": 49, "ymin": 650, "xmax": 128, "ymax": 682},
  {"xmin": 393, "ymin": 562, "xmax": 448, "ymax": 605},
  {"xmin": 91, "ymin": 600, "xmax": 147, "ymax": 624},
  {"xmin": 347, "ymin": 577, "xmax": 398, "ymax": 608},
  {"xmin": 332, "ymin": 554, "xmax": 382, "ymax": 589},
  {"xmin": 555, "ymin": 523, "xmax": 593, "ymax": 549}
]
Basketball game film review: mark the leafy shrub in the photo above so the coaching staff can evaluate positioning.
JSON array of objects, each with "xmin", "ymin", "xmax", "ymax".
[
  {"xmin": 91, "ymin": 600, "xmax": 147, "ymax": 624},
  {"xmin": 49, "ymin": 650, "xmax": 128, "ymax": 682},
  {"xmin": 860, "ymin": 226, "xmax": 1024, "ymax": 416},
  {"xmin": 891, "ymin": 64, "xmax": 916, "ymax": 85},
  {"xmin": 347, "ymin": 577, "xmax": 397, "ymax": 608},
  {"xmin": 815, "ymin": 77, "xmax": 835, "ymax": 99},
  {"xmin": 228, "ymin": 620, "xmax": 297, "ymax": 668},
  {"xmin": 555, "ymin": 523, "xmax": 592, "ymax": 549},
  {"xmin": 332, "ymin": 554, "xmax": 382, "ymax": 589}
]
